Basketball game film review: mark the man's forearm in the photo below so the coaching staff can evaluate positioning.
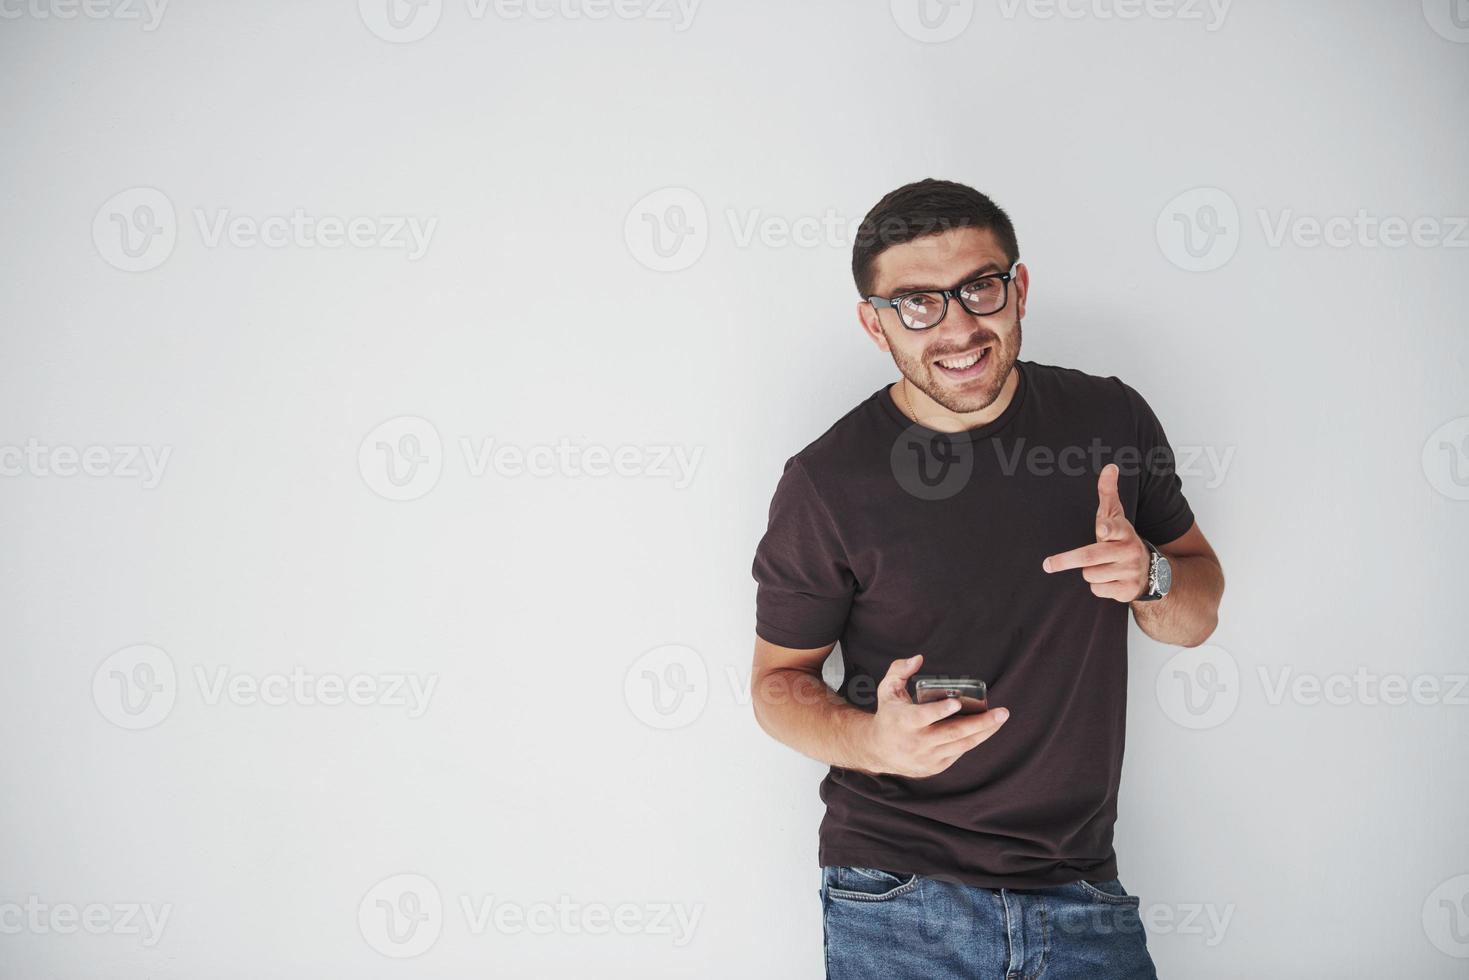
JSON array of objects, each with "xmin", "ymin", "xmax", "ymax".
[
  {"xmin": 1132, "ymin": 553, "xmax": 1223, "ymax": 647},
  {"xmin": 752, "ymin": 667, "xmax": 875, "ymax": 772}
]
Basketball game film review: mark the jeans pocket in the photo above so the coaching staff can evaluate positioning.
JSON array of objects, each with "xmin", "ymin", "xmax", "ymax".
[
  {"xmin": 825, "ymin": 865, "xmax": 921, "ymax": 903},
  {"xmin": 1076, "ymin": 877, "xmax": 1141, "ymax": 906}
]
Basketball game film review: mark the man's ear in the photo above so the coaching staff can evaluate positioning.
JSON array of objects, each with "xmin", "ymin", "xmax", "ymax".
[
  {"xmin": 857, "ymin": 301, "xmax": 891, "ymax": 353},
  {"xmin": 1013, "ymin": 263, "xmax": 1030, "ymax": 321}
]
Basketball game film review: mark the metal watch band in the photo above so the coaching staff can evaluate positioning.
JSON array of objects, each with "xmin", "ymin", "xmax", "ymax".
[{"xmin": 1136, "ymin": 539, "xmax": 1166, "ymax": 602}]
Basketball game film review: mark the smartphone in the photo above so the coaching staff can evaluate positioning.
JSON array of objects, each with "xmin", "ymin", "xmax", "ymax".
[{"xmin": 911, "ymin": 677, "xmax": 988, "ymax": 715}]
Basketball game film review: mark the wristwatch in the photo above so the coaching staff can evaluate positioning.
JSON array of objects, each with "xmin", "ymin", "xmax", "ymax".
[{"xmin": 1135, "ymin": 539, "xmax": 1172, "ymax": 602}]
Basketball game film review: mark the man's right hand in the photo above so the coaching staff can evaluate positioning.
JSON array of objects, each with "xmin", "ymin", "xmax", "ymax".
[{"xmin": 853, "ymin": 654, "xmax": 1010, "ymax": 778}]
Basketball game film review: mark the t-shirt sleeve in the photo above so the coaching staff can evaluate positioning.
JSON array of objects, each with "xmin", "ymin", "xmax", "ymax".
[
  {"xmin": 1120, "ymin": 382, "xmax": 1197, "ymax": 546},
  {"xmin": 751, "ymin": 457, "xmax": 855, "ymax": 649}
]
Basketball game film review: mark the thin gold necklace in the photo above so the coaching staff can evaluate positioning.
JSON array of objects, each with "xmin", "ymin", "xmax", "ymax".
[{"xmin": 897, "ymin": 379, "xmax": 918, "ymax": 423}]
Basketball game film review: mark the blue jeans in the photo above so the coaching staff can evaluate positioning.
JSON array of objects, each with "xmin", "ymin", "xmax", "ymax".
[{"xmin": 821, "ymin": 865, "xmax": 1158, "ymax": 979}]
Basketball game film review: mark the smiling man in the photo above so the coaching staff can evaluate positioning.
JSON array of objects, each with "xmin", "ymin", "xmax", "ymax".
[{"xmin": 749, "ymin": 178, "xmax": 1224, "ymax": 979}]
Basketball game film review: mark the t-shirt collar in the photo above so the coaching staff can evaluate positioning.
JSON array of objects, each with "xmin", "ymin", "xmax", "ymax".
[{"xmin": 875, "ymin": 360, "xmax": 1029, "ymax": 443}]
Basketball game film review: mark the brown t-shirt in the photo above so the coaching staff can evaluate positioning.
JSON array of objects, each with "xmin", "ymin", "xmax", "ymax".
[{"xmin": 751, "ymin": 360, "xmax": 1195, "ymax": 889}]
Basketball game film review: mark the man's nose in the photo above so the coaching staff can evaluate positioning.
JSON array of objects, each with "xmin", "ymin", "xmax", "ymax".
[{"xmin": 935, "ymin": 302, "xmax": 987, "ymax": 343}]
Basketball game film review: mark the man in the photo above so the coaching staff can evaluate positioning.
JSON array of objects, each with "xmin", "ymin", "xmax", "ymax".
[{"xmin": 749, "ymin": 178, "xmax": 1224, "ymax": 978}]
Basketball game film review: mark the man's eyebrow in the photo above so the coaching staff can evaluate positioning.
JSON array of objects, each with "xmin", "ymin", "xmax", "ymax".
[{"xmin": 883, "ymin": 262, "xmax": 1005, "ymax": 295}]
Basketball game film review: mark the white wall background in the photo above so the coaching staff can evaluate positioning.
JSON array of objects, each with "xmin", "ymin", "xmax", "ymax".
[{"xmin": 2, "ymin": 1, "xmax": 1467, "ymax": 976}]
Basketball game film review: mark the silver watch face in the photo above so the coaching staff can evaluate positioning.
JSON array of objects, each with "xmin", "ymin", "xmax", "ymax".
[{"xmin": 1153, "ymin": 553, "xmax": 1173, "ymax": 596}]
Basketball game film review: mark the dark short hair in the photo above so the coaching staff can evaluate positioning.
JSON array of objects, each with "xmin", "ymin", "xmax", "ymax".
[{"xmin": 851, "ymin": 178, "xmax": 1020, "ymax": 297}]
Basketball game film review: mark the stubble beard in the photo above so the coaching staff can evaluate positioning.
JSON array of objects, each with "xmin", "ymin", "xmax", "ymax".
[{"xmin": 889, "ymin": 315, "xmax": 1023, "ymax": 416}]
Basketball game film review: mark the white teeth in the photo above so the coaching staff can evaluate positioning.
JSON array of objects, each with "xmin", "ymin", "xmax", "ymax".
[{"xmin": 938, "ymin": 351, "xmax": 982, "ymax": 370}]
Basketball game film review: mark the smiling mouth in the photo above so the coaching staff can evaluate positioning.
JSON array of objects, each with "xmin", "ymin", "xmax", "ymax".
[{"xmin": 932, "ymin": 345, "xmax": 992, "ymax": 381}]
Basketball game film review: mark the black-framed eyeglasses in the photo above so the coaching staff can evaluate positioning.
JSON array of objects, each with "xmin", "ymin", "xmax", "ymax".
[{"xmin": 867, "ymin": 266, "xmax": 1017, "ymax": 331}]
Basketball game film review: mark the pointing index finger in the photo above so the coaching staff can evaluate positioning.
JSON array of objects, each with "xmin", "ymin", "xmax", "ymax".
[{"xmin": 1043, "ymin": 542, "xmax": 1111, "ymax": 572}]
